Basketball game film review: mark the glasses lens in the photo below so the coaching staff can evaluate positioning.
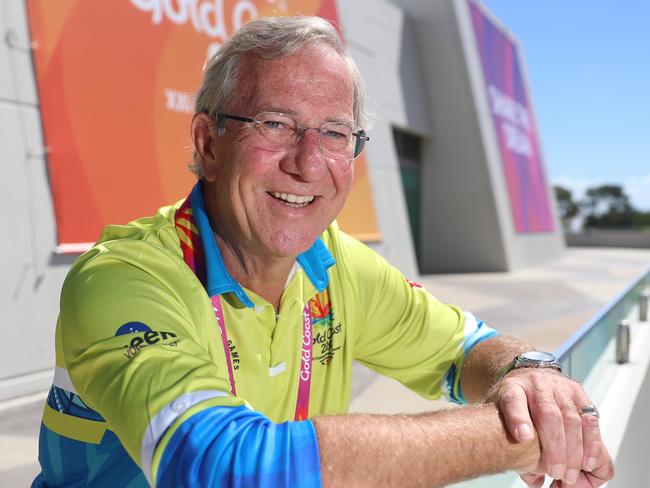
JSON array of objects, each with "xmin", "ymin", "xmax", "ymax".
[
  {"xmin": 251, "ymin": 113, "xmax": 365, "ymax": 161},
  {"xmin": 353, "ymin": 131, "xmax": 367, "ymax": 159},
  {"xmin": 319, "ymin": 122, "xmax": 354, "ymax": 160},
  {"xmin": 254, "ymin": 113, "xmax": 296, "ymax": 145}
]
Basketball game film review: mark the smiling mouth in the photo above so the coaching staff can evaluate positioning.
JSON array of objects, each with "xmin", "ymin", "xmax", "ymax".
[{"xmin": 269, "ymin": 192, "xmax": 315, "ymax": 208}]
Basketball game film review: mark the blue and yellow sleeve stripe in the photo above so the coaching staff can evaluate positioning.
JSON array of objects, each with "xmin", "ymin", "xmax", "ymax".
[{"xmin": 444, "ymin": 312, "xmax": 498, "ymax": 404}]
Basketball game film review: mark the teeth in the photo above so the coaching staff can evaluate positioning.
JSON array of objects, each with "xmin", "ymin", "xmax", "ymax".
[{"xmin": 271, "ymin": 192, "xmax": 315, "ymax": 205}]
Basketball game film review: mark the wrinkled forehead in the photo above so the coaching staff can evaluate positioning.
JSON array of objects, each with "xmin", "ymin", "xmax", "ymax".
[{"xmin": 228, "ymin": 45, "xmax": 355, "ymax": 118}]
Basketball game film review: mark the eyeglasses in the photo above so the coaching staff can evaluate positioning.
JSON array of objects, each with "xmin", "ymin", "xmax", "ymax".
[{"xmin": 213, "ymin": 111, "xmax": 369, "ymax": 161}]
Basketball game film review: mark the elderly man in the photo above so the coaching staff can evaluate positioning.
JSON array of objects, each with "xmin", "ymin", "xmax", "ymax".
[{"xmin": 35, "ymin": 16, "xmax": 612, "ymax": 488}]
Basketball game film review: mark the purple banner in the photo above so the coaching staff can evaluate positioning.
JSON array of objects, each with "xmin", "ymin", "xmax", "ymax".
[{"xmin": 469, "ymin": 1, "xmax": 554, "ymax": 233}]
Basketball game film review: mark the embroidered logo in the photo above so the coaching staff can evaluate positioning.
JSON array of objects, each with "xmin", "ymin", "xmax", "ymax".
[
  {"xmin": 310, "ymin": 291, "xmax": 332, "ymax": 326},
  {"xmin": 115, "ymin": 322, "xmax": 179, "ymax": 359},
  {"xmin": 309, "ymin": 292, "xmax": 342, "ymax": 366}
]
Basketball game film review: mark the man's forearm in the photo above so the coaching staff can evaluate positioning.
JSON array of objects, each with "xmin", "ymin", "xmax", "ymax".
[
  {"xmin": 313, "ymin": 404, "xmax": 539, "ymax": 488},
  {"xmin": 460, "ymin": 335, "xmax": 533, "ymax": 403}
]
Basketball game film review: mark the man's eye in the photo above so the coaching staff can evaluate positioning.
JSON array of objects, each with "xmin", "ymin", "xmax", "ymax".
[
  {"xmin": 262, "ymin": 120, "xmax": 286, "ymax": 130},
  {"xmin": 323, "ymin": 129, "xmax": 348, "ymax": 141}
]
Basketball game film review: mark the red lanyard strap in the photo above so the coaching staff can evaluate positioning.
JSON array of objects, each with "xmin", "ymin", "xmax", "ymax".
[
  {"xmin": 210, "ymin": 295, "xmax": 313, "ymax": 421},
  {"xmin": 176, "ymin": 199, "xmax": 314, "ymax": 420},
  {"xmin": 295, "ymin": 304, "xmax": 313, "ymax": 420},
  {"xmin": 211, "ymin": 295, "xmax": 238, "ymax": 397}
]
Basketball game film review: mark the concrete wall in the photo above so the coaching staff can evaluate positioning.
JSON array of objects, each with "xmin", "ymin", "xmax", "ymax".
[
  {"xmin": 337, "ymin": 0, "xmax": 424, "ymax": 278},
  {"xmin": 0, "ymin": 0, "xmax": 566, "ymax": 398},
  {"xmin": 0, "ymin": 0, "xmax": 426, "ymax": 400},
  {"xmin": 566, "ymin": 229, "xmax": 650, "ymax": 249},
  {"xmin": 0, "ymin": 0, "xmax": 64, "ymax": 401},
  {"xmin": 391, "ymin": 0, "xmax": 564, "ymax": 272},
  {"xmin": 394, "ymin": 0, "xmax": 508, "ymax": 272}
]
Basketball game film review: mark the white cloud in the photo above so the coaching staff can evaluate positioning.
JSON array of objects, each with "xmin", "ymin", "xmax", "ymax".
[
  {"xmin": 625, "ymin": 174, "xmax": 650, "ymax": 211},
  {"xmin": 551, "ymin": 175, "xmax": 593, "ymax": 201}
]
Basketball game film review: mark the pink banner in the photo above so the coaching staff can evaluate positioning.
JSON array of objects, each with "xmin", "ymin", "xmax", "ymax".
[{"xmin": 469, "ymin": 1, "xmax": 554, "ymax": 233}]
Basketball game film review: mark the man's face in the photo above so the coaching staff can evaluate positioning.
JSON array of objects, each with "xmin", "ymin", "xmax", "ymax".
[{"xmin": 203, "ymin": 44, "xmax": 356, "ymax": 259}]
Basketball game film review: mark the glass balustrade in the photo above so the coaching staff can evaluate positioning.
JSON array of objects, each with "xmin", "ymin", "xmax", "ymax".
[{"xmin": 449, "ymin": 267, "xmax": 650, "ymax": 488}]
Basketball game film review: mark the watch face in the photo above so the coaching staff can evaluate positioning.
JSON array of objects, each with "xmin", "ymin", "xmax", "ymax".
[{"xmin": 521, "ymin": 351, "xmax": 556, "ymax": 363}]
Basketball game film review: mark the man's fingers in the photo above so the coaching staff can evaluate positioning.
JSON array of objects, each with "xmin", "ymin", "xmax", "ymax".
[
  {"xmin": 498, "ymin": 382, "xmax": 535, "ymax": 442},
  {"xmin": 584, "ymin": 459, "xmax": 615, "ymax": 488},
  {"xmin": 581, "ymin": 414, "xmax": 614, "ymax": 485},
  {"xmin": 559, "ymin": 397, "xmax": 583, "ymax": 485},
  {"xmin": 496, "ymin": 369, "xmax": 613, "ymax": 486},
  {"xmin": 580, "ymin": 411, "xmax": 604, "ymax": 472},
  {"xmin": 549, "ymin": 472, "xmax": 591, "ymax": 488},
  {"xmin": 527, "ymin": 373, "xmax": 567, "ymax": 480},
  {"xmin": 520, "ymin": 473, "xmax": 545, "ymax": 488}
]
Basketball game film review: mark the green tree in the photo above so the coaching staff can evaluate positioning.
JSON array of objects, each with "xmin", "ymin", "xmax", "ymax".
[
  {"xmin": 553, "ymin": 185, "xmax": 579, "ymax": 228},
  {"xmin": 582, "ymin": 184, "xmax": 634, "ymax": 228}
]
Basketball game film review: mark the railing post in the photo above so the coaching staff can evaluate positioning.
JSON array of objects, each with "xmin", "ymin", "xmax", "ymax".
[
  {"xmin": 640, "ymin": 291, "xmax": 649, "ymax": 322},
  {"xmin": 616, "ymin": 319, "xmax": 631, "ymax": 364}
]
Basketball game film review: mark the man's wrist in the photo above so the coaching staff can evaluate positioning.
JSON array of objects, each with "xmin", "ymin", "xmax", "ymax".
[{"xmin": 496, "ymin": 351, "xmax": 562, "ymax": 383}]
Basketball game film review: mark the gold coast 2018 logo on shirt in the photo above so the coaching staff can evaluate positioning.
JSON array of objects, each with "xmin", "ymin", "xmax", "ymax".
[
  {"xmin": 115, "ymin": 322, "xmax": 179, "ymax": 359},
  {"xmin": 309, "ymin": 291, "xmax": 343, "ymax": 366}
]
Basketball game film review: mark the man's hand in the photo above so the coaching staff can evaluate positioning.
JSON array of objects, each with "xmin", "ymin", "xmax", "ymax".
[{"xmin": 490, "ymin": 368, "xmax": 614, "ymax": 487}]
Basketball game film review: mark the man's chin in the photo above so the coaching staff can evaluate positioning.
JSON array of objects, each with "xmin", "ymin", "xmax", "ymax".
[{"xmin": 265, "ymin": 230, "xmax": 323, "ymax": 259}]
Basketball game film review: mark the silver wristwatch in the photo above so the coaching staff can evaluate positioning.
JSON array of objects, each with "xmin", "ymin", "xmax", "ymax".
[{"xmin": 497, "ymin": 351, "xmax": 562, "ymax": 381}]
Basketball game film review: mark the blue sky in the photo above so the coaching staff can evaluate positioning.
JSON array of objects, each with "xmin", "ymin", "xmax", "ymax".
[{"xmin": 481, "ymin": 0, "xmax": 650, "ymax": 210}]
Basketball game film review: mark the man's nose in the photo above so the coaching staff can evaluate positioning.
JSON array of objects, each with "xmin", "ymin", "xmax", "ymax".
[{"xmin": 282, "ymin": 129, "xmax": 327, "ymax": 181}]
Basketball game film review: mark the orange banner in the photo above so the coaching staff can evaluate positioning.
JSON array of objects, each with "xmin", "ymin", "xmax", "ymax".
[{"xmin": 26, "ymin": 0, "xmax": 379, "ymax": 250}]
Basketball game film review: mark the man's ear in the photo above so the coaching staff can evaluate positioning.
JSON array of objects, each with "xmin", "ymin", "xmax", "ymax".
[{"xmin": 191, "ymin": 112, "xmax": 219, "ymax": 182}]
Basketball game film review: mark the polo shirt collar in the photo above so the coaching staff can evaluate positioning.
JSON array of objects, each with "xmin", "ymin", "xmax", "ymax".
[{"xmin": 190, "ymin": 182, "xmax": 335, "ymax": 308}]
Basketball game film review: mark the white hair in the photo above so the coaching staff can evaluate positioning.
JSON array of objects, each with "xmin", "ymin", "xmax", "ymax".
[{"xmin": 189, "ymin": 16, "xmax": 367, "ymax": 177}]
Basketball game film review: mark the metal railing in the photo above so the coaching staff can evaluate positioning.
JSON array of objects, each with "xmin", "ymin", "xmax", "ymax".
[
  {"xmin": 555, "ymin": 266, "xmax": 650, "ymax": 384},
  {"xmin": 451, "ymin": 266, "xmax": 650, "ymax": 488}
]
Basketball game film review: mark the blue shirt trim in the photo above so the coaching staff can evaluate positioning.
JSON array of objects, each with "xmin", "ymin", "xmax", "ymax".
[
  {"xmin": 445, "ymin": 318, "xmax": 499, "ymax": 404},
  {"xmin": 156, "ymin": 406, "xmax": 322, "ymax": 488},
  {"xmin": 190, "ymin": 183, "xmax": 335, "ymax": 306},
  {"xmin": 297, "ymin": 239, "xmax": 335, "ymax": 292}
]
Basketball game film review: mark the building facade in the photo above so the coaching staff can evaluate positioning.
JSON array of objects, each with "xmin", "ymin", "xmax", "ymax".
[{"xmin": 0, "ymin": 0, "xmax": 563, "ymax": 399}]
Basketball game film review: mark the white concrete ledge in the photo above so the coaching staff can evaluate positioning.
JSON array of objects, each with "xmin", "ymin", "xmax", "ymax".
[{"xmin": 583, "ymin": 308, "xmax": 650, "ymax": 487}]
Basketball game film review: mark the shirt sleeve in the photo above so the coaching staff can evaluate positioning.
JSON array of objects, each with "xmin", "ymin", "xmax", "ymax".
[
  {"xmin": 156, "ymin": 406, "xmax": 321, "ymax": 487},
  {"xmin": 336, "ymin": 233, "xmax": 498, "ymax": 404},
  {"xmin": 58, "ymin": 242, "xmax": 321, "ymax": 487}
]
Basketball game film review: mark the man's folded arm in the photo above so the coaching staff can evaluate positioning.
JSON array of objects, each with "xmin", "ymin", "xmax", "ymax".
[
  {"xmin": 154, "ymin": 405, "xmax": 321, "ymax": 487},
  {"xmin": 59, "ymin": 246, "xmax": 544, "ymax": 488},
  {"xmin": 314, "ymin": 404, "xmax": 540, "ymax": 488},
  {"xmin": 58, "ymin": 254, "xmax": 323, "ymax": 487},
  {"xmin": 151, "ymin": 399, "xmax": 540, "ymax": 488}
]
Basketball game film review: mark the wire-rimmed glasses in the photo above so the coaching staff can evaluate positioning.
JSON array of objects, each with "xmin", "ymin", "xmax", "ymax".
[{"xmin": 213, "ymin": 111, "xmax": 369, "ymax": 161}]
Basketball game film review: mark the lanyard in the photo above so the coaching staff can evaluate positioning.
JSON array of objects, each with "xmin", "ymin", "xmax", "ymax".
[
  {"xmin": 211, "ymin": 295, "xmax": 313, "ymax": 421},
  {"xmin": 176, "ymin": 198, "xmax": 313, "ymax": 421}
]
